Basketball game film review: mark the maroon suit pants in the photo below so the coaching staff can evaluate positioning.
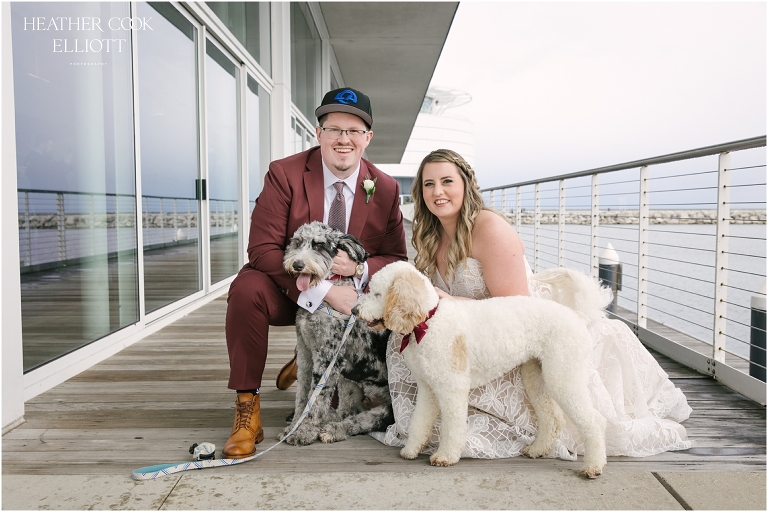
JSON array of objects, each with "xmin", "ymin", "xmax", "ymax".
[{"xmin": 225, "ymin": 266, "xmax": 298, "ymax": 390}]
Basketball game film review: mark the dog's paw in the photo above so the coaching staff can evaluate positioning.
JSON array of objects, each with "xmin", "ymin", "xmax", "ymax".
[
  {"xmin": 282, "ymin": 432, "xmax": 303, "ymax": 446},
  {"xmin": 429, "ymin": 452, "xmax": 459, "ymax": 467},
  {"xmin": 284, "ymin": 434, "xmax": 314, "ymax": 446},
  {"xmin": 319, "ymin": 423, "xmax": 348, "ymax": 444},
  {"xmin": 282, "ymin": 425, "xmax": 319, "ymax": 446},
  {"xmin": 579, "ymin": 465, "xmax": 603, "ymax": 479},
  {"xmin": 400, "ymin": 445, "xmax": 421, "ymax": 460},
  {"xmin": 279, "ymin": 424, "xmax": 295, "ymax": 441},
  {"xmin": 522, "ymin": 441, "xmax": 552, "ymax": 459}
]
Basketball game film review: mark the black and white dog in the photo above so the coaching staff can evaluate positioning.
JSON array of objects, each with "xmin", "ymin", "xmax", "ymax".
[{"xmin": 280, "ymin": 221, "xmax": 393, "ymax": 445}]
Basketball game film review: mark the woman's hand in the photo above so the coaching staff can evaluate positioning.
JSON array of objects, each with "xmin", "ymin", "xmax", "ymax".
[{"xmin": 434, "ymin": 286, "xmax": 471, "ymax": 301}]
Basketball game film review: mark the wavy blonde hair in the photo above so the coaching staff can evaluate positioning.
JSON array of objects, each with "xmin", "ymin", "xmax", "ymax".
[{"xmin": 412, "ymin": 149, "xmax": 487, "ymax": 282}]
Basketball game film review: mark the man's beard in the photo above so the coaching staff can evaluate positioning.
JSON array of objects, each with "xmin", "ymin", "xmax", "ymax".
[{"xmin": 331, "ymin": 161, "xmax": 353, "ymax": 173}]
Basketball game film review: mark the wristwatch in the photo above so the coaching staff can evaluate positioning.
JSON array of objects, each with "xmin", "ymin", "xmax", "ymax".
[{"xmin": 354, "ymin": 262, "xmax": 365, "ymax": 279}]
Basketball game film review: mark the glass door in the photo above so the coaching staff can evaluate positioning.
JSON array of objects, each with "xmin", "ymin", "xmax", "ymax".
[
  {"xmin": 205, "ymin": 39, "xmax": 241, "ymax": 284},
  {"xmin": 136, "ymin": 2, "xmax": 203, "ymax": 313},
  {"xmin": 11, "ymin": 1, "xmax": 139, "ymax": 371}
]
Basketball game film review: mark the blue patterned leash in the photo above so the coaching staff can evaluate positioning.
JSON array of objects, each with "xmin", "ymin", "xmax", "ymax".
[{"xmin": 131, "ymin": 311, "xmax": 357, "ymax": 480}]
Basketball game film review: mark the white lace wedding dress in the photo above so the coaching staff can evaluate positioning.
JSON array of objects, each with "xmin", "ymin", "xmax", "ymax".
[{"xmin": 370, "ymin": 258, "xmax": 693, "ymax": 459}]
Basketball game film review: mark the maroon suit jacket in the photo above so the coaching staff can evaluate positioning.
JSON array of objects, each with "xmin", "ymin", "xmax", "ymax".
[{"xmin": 247, "ymin": 147, "xmax": 408, "ymax": 303}]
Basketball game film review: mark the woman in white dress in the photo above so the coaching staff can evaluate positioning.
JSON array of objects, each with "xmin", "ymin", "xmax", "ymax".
[{"xmin": 370, "ymin": 149, "xmax": 692, "ymax": 460}]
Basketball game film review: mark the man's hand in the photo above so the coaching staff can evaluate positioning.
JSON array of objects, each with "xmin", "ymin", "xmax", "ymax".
[
  {"xmin": 324, "ymin": 285, "xmax": 360, "ymax": 316},
  {"xmin": 331, "ymin": 250, "xmax": 357, "ymax": 277}
]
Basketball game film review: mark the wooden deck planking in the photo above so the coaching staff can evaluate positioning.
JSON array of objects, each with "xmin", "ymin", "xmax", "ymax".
[
  {"xmin": 612, "ymin": 306, "xmax": 752, "ymax": 372},
  {"xmin": 3, "ymin": 293, "xmax": 766, "ymax": 477},
  {"xmin": 5, "ymin": 220, "xmax": 765, "ymax": 478}
]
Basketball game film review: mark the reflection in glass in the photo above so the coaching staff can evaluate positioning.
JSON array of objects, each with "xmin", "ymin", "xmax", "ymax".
[
  {"xmin": 206, "ymin": 2, "xmax": 271, "ymax": 75},
  {"xmin": 137, "ymin": 2, "xmax": 202, "ymax": 313},
  {"xmin": 247, "ymin": 75, "xmax": 271, "ymax": 214},
  {"xmin": 291, "ymin": 2, "xmax": 320, "ymax": 121},
  {"xmin": 206, "ymin": 41, "xmax": 240, "ymax": 284},
  {"xmin": 11, "ymin": 2, "xmax": 138, "ymax": 371}
]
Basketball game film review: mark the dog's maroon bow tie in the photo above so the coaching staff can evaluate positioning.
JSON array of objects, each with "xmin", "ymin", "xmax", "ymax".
[
  {"xmin": 328, "ymin": 274, "xmax": 343, "ymax": 281},
  {"xmin": 400, "ymin": 306, "xmax": 439, "ymax": 353}
]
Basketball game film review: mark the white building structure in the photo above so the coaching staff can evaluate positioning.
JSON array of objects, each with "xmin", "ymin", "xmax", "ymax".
[{"xmin": 377, "ymin": 86, "xmax": 474, "ymax": 218}]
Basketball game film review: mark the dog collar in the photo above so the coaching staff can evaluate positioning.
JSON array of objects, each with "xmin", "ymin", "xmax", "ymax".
[{"xmin": 400, "ymin": 305, "xmax": 439, "ymax": 353}]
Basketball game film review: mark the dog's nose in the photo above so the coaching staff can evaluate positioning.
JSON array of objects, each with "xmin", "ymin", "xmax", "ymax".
[
  {"xmin": 292, "ymin": 261, "xmax": 305, "ymax": 272},
  {"xmin": 351, "ymin": 305, "xmax": 359, "ymax": 316}
]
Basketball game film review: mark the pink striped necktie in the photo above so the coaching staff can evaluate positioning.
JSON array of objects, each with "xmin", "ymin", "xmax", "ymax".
[{"xmin": 328, "ymin": 181, "xmax": 347, "ymax": 233}]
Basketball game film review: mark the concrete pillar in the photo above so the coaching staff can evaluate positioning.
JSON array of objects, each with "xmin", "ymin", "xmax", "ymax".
[
  {"xmin": 270, "ymin": 2, "xmax": 292, "ymax": 163},
  {"xmin": 2, "ymin": 1, "xmax": 26, "ymax": 432}
]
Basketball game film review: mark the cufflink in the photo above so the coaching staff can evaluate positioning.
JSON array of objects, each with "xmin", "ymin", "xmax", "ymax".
[{"xmin": 306, "ymin": 301, "xmax": 312, "ymax": 308}]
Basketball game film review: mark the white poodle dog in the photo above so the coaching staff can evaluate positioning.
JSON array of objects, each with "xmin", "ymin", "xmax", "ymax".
[{"xmin": 352, "ymin": 261, "xmax": 612, "ymax": 478}]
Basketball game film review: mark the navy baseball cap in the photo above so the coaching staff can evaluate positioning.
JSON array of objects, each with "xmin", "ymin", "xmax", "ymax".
[{"xmin": 315, "ymin": 88, "xmax": 373, "ymax": 126}]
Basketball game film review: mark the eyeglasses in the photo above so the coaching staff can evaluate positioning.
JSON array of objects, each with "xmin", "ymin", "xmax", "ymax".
[{"xmin": 318, "ymin": 127, "xmax": 370, "ymax": 140}]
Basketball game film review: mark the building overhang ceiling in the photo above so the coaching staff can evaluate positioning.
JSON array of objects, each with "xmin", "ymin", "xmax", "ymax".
[{"xmin": 319, "ymin": 2, "xmax": 459, "ymax": 164}]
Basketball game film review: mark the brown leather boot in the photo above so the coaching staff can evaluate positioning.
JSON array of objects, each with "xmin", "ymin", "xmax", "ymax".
[
  {"xmin": 223, "ymin": 392, "xmax": 264, "ymax": 458},
  {"xmin": 275, "ymin": 347, "xmax": 298, "ymax": 390}
]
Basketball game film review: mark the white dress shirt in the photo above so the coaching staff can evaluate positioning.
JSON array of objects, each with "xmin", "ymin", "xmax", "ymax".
[{"xmin": 296, "ymin": 161, "xmax": 370, "ymax": 312}]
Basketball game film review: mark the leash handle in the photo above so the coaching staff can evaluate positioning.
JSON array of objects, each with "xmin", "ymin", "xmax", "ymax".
[{"xmin": 132, "ymin": 314, "xmax": 358, "ymax": 480}]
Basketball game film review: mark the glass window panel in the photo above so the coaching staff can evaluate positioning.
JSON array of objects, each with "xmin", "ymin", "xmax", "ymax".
[
  {"xmin": 206, "ymin": 39, "xmax": 240, "ymax": 284},
  {"xmin": 11, "ymin": 1, "xmax": 138, "ymax": 372},
  {"xmin": 137, "ymin": 2, "xmax": 202, "ymax": 313},
  {"xmin": 206, "ymin": 2, "xmax": 271, "ymax": 75},
  {"xmin": 292, "ymin": 118, "xmax": 304, "ymax": 155},
  {"xmin": 246, "ymin": 75, "xmax": 270, "ymax": 213},
  {"xmin": 291, "ymin": 2, "xmax": 320, "ymax": 121}
]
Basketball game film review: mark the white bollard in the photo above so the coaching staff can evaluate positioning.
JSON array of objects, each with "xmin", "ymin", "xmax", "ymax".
[{"xmin": 598, "ymin": 243, "xmax": 621, "ymax": 313}]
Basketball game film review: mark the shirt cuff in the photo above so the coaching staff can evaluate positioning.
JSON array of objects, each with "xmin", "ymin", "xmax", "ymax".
[
  {"xmin": 298, "ymin": 280, "xmax": 333, "ymax": 313},
  {"xmin": 353, "ymin": 261, "xmax": 369, "ymax": 291}
]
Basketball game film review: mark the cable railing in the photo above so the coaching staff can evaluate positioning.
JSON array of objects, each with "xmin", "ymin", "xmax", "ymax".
[
  {"xmin": 481, "ymin": 136, "xmax": 767, "ymax": 404},
  {"xmin": 17, "ymin": 189, "xmax": 238, "ymax": 273}
]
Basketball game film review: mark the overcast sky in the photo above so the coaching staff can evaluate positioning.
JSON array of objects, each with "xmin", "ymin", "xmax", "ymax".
[{"xmin": 428, "ymin": 1, "xmax": 766, "ymax": 189}]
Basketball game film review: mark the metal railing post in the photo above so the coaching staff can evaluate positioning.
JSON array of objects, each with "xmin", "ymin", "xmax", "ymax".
[
  {"xmin": 501, "ymin": 188, "xmax": 507, "ymax": 214},
  {"xmin": 489, "ymin": 189, "xmax": 495, "ymax": 211},
  {"xmin": 637, "ymin": 165, "xmax": 650, "ymax": 328},
  {"xmin": 515, "ymin": 187, "xmax": 521, "ymax": 232},
  {"xmin": 89, "ymin": 194, "xmax": 95, "ymax": 256},
  {"xmin": 713, "ymin": 152, "xmax": 731, "ymax": 363},
  {"xmin": 57, "ymin": 192, "xmax": 66, "ymax": 262},
  {"xmin": 159, "ymin": 197, "xmax": 165, "ymax": 243},
  {"xmin": 24, "ymin": 192, "xmax": 31, "ymax": 266},
  {"xmin": 534, "ymin": 183, "xmax": 541, "ymax": 272},
  {"xmin": 558, "ymin": 179, "xmax": 565, "ymax": 267},
  {"xmin": 142, "ymin": 196, "xmax": 148, "ymax": 246},
  {"xmin": 590, "ymin": 174, "xmax": 599, "ymax": 279}
]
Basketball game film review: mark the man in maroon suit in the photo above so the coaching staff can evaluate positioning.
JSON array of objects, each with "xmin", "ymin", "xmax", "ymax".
[{"xmin": 223, "ymin": 88, "xmax": 408, "ymax": 458}]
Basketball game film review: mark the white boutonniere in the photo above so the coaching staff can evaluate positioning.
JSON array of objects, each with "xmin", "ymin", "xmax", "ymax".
[{"xmin": 362, "ymin": 176, "xmax": 377, "ymax": 204}]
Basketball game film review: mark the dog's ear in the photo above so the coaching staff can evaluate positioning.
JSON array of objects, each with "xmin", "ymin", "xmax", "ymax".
[
  {"xmin": 338, "ymin": 234, "xmax": 368, "ymax": 263},
  {"xmin": 383, "ymin": 269, "xmax": 430, "ymax": 334}
]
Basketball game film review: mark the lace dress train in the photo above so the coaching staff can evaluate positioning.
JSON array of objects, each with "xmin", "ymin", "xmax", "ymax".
[{"xmin": 370, "ymin": 259, "xmax": 692, "ymax": 459}]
